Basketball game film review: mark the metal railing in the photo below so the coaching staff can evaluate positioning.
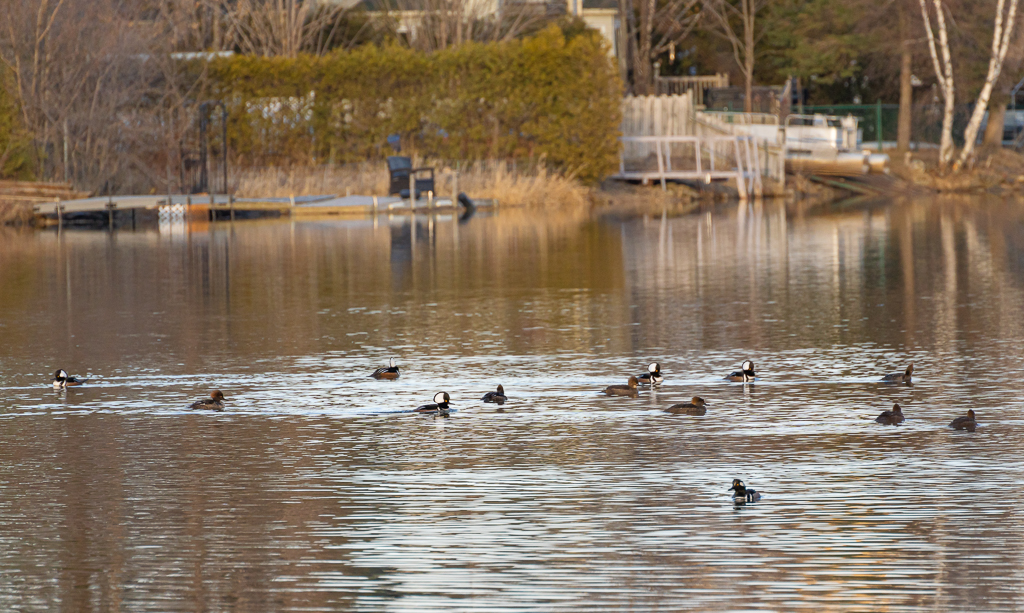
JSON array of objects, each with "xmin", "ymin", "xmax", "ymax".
[{"xmin": 614, "ymin": 134, "xmax": 763, "ymax": 199}]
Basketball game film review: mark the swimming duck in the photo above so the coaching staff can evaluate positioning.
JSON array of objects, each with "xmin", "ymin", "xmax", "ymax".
[
  {"xmin": 190, "ymin": 390, "xmax": 226, "ymax": 411},
  {"xmin": 636, "ymin": 362, "xmax": 664, "ymax": 385},
  {"xmin": 724, "ymin": 360, "xmax": 756, "ymax": 382},
  {"xmin": 603, "ymin": 376, "xmax": 639, "ymax": 397},
  {"xmin": 881, "ymin": 363, "xmax": 913, "ymax": 383},
  {"xmin": 371, "ymin": 358, "xmax": 400, "ymax": 380},
  {"xmin": 51, "ymin": 369, "xmax": 86, "ymax": 389},
  {"xmin": 414, "ymin": 391, "xmax": 451, "ymax": 417},
  {"xmin": 665, "ymin": 396, "xmax": 707, "ymax": 415},
  {"xmin": 482, "ymin": 384, "xmax": 507, "ymax": 404},
  {"xmin": 949, "ymin": 409, "xmax": 977, "ymax": 432},
  {"xmin": 875, "ymin": 403, "xmax": 905, "ymax": 425},
  {"xmin": 730, "ymin": 479, "xmax": 761, "ymax": 503}
]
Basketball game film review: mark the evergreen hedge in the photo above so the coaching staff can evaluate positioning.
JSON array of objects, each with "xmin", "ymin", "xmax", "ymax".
[{"xmin": 208, "ymin": 25, "xmax": 621, "ymax": 183}]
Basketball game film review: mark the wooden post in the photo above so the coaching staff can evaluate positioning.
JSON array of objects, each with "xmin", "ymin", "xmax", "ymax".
[
  {"xmin": 656, "ymin": 138, "xmax": 667, "ymax": 191},
  {"xmin": 409, "ymin": 170, "xmax": 415, "ymax": 209},
  {"xmin": 428, "ymin": 190, "xmax": 434, "ymax": 209},
  {"xmin": 876, "ymin": 99, "xmax": 884, "ymax": 152},
  {"xmin": 734, "ymin": 138, "xmax": 748, "ymax": 202},
  {"xmin": 107, "ymin": 194, "xmax": 115, "ymax": 230},
  {"xmin": 451, "ymin": 169, "xmax": 458, "ymax": 207},
  {"xmin": 372, "ymin": 195, "xmax": 378, "ymax": 213},
  {"xmin": 57, "ymin": 201, "xmax": 63, "ymax": 232},
  {"xmin": 229, "ymin": 193, "xmax": 235, "ymax": 221}
]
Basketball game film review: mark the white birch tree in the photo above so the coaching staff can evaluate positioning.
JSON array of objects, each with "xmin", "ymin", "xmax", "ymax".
[
  {"xmin": 954, "ymin": 0, "xmax": 1018, "ymax": 169},
  {"xmin": 919, "ymin": 0, "xmax": 955, "ymax": 168}
]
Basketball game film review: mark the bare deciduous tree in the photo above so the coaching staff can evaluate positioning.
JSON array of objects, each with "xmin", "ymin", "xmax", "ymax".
[
  {"xmin": 626, "ymin": 0, "xmax": 702, "ymax": 94},
  {"xmin": 919, "ymin": 0, "xmax": 955, "ymax": 168},
  {"xmin": 704, "ymin": 0, "xmax": 768, "ymax": 113},
  {"xmin": 954, "ymin": 0, "xmax": 1018, "ymax": 169}
]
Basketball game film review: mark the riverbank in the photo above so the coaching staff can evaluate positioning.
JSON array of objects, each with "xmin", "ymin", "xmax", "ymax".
[
  {"xmin": 0, "ymin": 164, "xmax": 858, "ymax": 227},
  {"xmin": 892, "ymin": 147, "xmax": 1024, "ymax": 193}
]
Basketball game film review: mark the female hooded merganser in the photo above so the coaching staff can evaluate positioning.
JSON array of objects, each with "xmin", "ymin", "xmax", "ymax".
[
  {"xmin": 371, "ymin": 358, "xmax": 400, "ymax": 380},
  {"xmin": 725, "ymin": 360, "xmax": 756, "ymax": 382},
  {"xmin": 482, "ymin": 385, "xmax": 507, "ymax": 404},
  {"xmin": 603, "ymin": 376, "xmax": 640, "ymax": 397},
  {"xmin": 730, "ymin": 479, "xmax": 761, "ymax": 503},
  {"xmin": 665, "ymin": 396, "xmax": 707, "ymax": 415},
  {"xmin": 949, "ymin": 409, "xmax": 977, "ymax": 432},
  {"xmin": 636, "ymin": 362, "xmax": 664, "ymax": 385},
  {"xmin": 51, "ymin": 369, "xmax": 87, "ymax": 389},
  {"xmin": 881, "ymin": 363, "xmax": 913, "ymax": 383},
  {"xmin": 875, "ymin": 403, "xmax": 905, "ymax": 425},
  {"xmin": 190, "ymin": 390, "xmax": 226, "ymax": 411},
  {"xmin": 414, "ymin": 391, "xmax": 451, "ymax": 417}
]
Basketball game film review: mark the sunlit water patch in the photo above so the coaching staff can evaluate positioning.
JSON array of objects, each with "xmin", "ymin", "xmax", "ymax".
[{"xmin": 2, "ymin": 200, "xmax": 1024, "ymax": 611}]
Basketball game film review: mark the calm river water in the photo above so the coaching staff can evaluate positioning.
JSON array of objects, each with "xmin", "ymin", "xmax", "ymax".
[{"xmin": 2, "ymin": 197, "xmax": 1024, "ymax": 611}]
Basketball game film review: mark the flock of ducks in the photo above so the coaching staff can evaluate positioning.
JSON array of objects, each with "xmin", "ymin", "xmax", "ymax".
[{"xmin": 49, "ymin": 358, "xmax": 978, "ymax": 505}]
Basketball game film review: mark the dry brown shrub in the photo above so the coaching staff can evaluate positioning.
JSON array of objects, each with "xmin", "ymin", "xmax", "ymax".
[{"xmin": 233, "ymin": 162, "xmax": 593, "ymax": 209}]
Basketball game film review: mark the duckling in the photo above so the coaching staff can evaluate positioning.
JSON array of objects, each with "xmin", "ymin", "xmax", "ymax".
[
  {"xmin": 875, "ymin": 403, "xmax": 905, "ymax": 425},
  {"xmin": 603, "ymin": 376, "xmax": 640, "ymax": 397},
  {"xmin": 51, "ymin": 369, "xmax": 87, "ymax": 389},
  {"xmin": 482, "ymin": 384, "xmax": 507, "ymax": 404},
  {"xmin": 414, "ymin": 392, "xmax": 451, "ymax": 417},
  {"xmin": 665, "ymin": 396, "xmax": 707, "ymax": 415},
  {"xmin": 636, "ymin": 362, "xmax": 664, "ymax": 385},
  {"xmin": 724, "ymin": 360, "xmax": 756, "ymax": 382},
  {"xmin": 729, "ymin": 479, "xmax": 761, "ymax": 503},
  {"xmin": 371, "ymin": 357, "xmax": 400, "ymax": 380},
  {"xmin": 881, "ymin": 363, "xmax": 913, "ymax": 383},
  {"xmin": 949, "ymin": 409, "xmax": 977, "ymax": 432},
  {"xmin": 190, "ymin": 390, "xmax": 226, "ymax": 411}
]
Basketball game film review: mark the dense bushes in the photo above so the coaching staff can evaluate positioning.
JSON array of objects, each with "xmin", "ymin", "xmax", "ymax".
[
  {"xmin": 208, "ymin": 25, "xmax": 621, "ymax": 183},
  {"xmin": 0, "ymin": 71, "xmax": 33, "ymax": 180}
]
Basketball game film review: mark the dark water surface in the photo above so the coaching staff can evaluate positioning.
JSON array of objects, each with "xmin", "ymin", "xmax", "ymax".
[{"xmin": 2, "ymin": 199, "xmax": 1024, "ymax": 611}]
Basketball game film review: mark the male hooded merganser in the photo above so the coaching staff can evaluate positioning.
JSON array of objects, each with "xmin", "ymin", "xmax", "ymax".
[
  {"xmin": 949, "ymin": 409, "xmax": 977, "ymax": 432},
  {"xmin": 190, "ymin": 390, "xmax": 226, "ymax": 411},
  {"xmin": 665, "ymin": 396, "xmax": 707, "ymax": 415},
  {"xmin": 730, "ymin": 479, "xmax": 761, "ymax": 503},
  {"xmin": 415, "ymin": 391, "xmax": 451, "ymax": 417},
  {"xmin": 371, "ymin": 358, "xmax": 400, "ymax": 380},
  {"xmin": 482, "ymin": 385, "xmax": 507, "ymax": 404},
  {"xmin": 875, "ymin": 403, "xmax": 905, "ymax": 425},
  {"xmin": 725, "ymin": 360, "xmax": 756, "ymax": 382},
  {"xmin": 881, "ymin": 363, "xmax": 913, "ymax": 383},
  {"xmin": 636, "ymin": 362, "xmax": 664, "ymax": 385},
  {"xmin": 51, "ymin": 369, "xmax": 86, "ymax": 389},
  {"xmin": 603, "ymin": 376, "xmax": 639, "ymax": 397}
]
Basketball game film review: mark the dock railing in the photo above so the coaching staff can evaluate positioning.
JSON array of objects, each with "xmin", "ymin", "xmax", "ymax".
[
  {"xmin": 695, "ymin": 111, "xmax": 786, "ymax": 188},
  {"xmin": 614, "ymin": 134, "xmax": 763, "ymax": 199}
]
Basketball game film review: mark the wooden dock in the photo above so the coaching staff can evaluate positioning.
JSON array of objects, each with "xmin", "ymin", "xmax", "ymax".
[
  {"xmin": 32, "ymin": 192, "xmax": 491, "ymax": 227},
  {"xmin": 611, "ymin": 134, "xmax": 764, "ymax": 199}
]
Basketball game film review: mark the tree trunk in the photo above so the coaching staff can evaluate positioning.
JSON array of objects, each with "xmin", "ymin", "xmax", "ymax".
[
  {"xmin": 919, "ymin": 0, "xmax": 956, "ymax": 168},
  {"xmin": 743, "ymin": 0, "xmax": 754, "ymax": 113},
  {"xmin": 983, "ymin": 90, "xmax": 1008, "ymax": 147},
  {"xmin": 897, "ymin": 3, "xmax": 913, "ymax": 153},
  {"xmin": 634, "ymin": 0, "xmax": 655, "ymax": 95},
  {"xmin": 955, "ymin": 0, "xmax": 1018, "ymax": 169}
]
